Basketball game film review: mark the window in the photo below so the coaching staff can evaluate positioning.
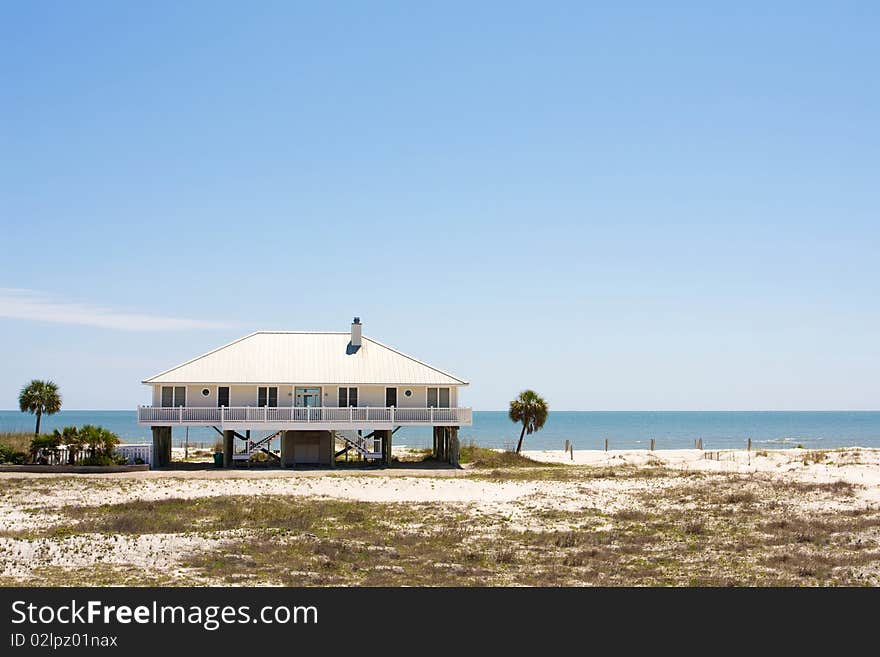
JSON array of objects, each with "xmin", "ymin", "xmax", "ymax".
[
  {"xmin": 338, "ymin": 387, "xmax": 358, "ymax": 407},
  {"xmin": 201, "ymin": 388, "xmax": 210, "ymax": 397},
  {"xmin": 218, "ymin": 386, "xmax": 229, "ymax": 407},
  {"xmin": 404, "ymin": 389, "xmax": 413, "ymax": 398},
  {"xmin": 258, "ymin": 386, "xmax": 278, "ymax": 407},
  {"xmin": 427, "ymin": 387, "xmax": 450, "ymax": 408},
  {"xmin": 161, "ymin": 386, "xmax": 186, "ymax": 407}
]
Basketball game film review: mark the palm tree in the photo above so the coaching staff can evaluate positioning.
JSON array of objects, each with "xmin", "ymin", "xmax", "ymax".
[
  {"xmin": 18, "ymin": 379, "xmax": 62, "ymax": 436},
  {"xmin": 56, "ymin": 426, "xmax": 84, "ymax": 464},
  {"xmin": 509, "ymin": 390, "xmax": 549, "ymax": 454}
]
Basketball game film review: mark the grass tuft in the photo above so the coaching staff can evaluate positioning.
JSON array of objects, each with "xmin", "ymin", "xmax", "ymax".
[
  {"xmin": 459, "ymin": 444, "xmax": 555, "ymax": 469},
  {"xmin": 0, "ymin": 432, "xmax": 32, "ymax": 453}
]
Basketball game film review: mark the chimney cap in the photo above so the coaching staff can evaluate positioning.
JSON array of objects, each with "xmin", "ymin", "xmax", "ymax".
[{"xmin": 352, "ymin": 316, "xmax": 361, "ymax": 324}]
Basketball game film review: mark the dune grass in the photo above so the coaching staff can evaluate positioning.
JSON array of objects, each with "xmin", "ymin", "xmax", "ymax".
[
  {"xmin": 0, "ymin": 433, "xmax": 32, "ymax": 453},
  {"xmin": 459, "ymin": 443, "xmax": 553, "ymax": 468},
  {"xmin": 2, "ymin": 449, "xmax": 879, "ymax": 586},
  {"xmin": 4, "ymin": 472, "xmax": 878, "ymax": 586},
  {"xmin": 0, "ymin": 432, "xmax": 31, "ymax": 464}
]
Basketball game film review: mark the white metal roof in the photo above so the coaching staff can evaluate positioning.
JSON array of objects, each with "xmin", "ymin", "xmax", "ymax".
[{"xmin": 143, "ymin": 331, "xmax": 468, "ymax": 386}]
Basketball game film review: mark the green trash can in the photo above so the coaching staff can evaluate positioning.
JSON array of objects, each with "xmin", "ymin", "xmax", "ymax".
[{"xmin": 213, "ymin": 452, "xmax": 224, "ymax": 468}]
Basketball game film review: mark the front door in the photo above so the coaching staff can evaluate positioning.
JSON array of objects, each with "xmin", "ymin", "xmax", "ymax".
[
  {"xmin": 295, "ymin": 387, "xmax": 322, "ymax": 407},
  {"xmin": 385, "ymin": 387, "xmax": 397, "ymax": 407}
]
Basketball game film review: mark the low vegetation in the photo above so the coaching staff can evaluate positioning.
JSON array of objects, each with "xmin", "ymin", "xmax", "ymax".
[
  {"xmin": 0, "ymin": 459, "xmax": 877, "ymax": 586},
  {"xmin": 0, "ymin": 446, "xmax": 27, "ymax": 465},
  {"xmin": 0, "ymin": 433, "xmax": 29, "ymax": 464},
  {"xmin": 458, "ymin": 444, "xmax": 551, "ymax": 469},
  {"xmin": 0, "ymin": 426, "xmax": 123, "ymax": 466},
  {"xmin": 0, "ymin": 433, "xmax": 31, "ymax": 453}
]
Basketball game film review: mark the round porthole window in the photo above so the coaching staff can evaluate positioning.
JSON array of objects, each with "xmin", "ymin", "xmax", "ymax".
[
  {"xmin": 404, "ymin": 389, "xmax": 413, "ymax": 397},
  {"xmin": 201, "ymin": 388, "xmax": 210, "ymax": 397}
]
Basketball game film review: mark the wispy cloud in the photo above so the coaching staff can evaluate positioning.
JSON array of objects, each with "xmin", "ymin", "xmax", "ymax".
[{"xmin": 0, "ymin": 288, "xmax": 234, "ymax": 331}]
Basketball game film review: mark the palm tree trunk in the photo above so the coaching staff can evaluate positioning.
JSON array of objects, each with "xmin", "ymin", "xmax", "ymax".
[
  {"xmin": 34, "ymin": 409, "xmax": 42, "ymax": 436},
  {"xmin": 515, "ymin": 424, "xmax": 527, "ymax": 454}
]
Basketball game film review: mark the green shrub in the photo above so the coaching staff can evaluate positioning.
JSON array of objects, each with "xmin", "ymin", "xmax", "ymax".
[
  {"xmin": 55, "ymin": 426, "xmax": 87, "ymax": 464},
  {"xmin": 82, "ymin": 452, "xmax": 128, "ymax": 466},
  {"xmin": 30, "ymin": 433, "xmax": 61, "ymax": 451},
  {"xmin": 30, "ymin": 433, "xmax": 62, "ymax": 462},
  {"xmin": 0, "ymin": 445, "xmax": 27, "ymax": 464},
  {"xmin": 78, "ymin": 424, "xmax": 121, "ymax": 459}
]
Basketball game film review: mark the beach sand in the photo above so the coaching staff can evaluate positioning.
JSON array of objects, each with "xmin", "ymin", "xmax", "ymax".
[
  {"xmin": 524, "ymin": 447, "xmax": 880, "ymax": 502},
  {"xmin": 1, "ymin": 447, "xmax": 878, "ymax": 585}
]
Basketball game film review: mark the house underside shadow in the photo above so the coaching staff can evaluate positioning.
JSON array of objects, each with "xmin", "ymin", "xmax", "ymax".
[{"xmin": 152, "ymin": 425, "xmax": 460, "ymax": 470}]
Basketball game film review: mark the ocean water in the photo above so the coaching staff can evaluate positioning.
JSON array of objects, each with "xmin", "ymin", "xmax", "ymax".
[{"xmin": 2, "ymin": 410, "xmax": 880, "ymax": 451}]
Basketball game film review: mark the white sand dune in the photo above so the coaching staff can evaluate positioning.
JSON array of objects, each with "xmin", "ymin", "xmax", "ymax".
[
  {"xmin": 522, "ymin": 447, "xmax": 880, "ymax": 502},
  {"xmin": 1, "ymin": 447, "xmax": 878, "ymax": 582}
]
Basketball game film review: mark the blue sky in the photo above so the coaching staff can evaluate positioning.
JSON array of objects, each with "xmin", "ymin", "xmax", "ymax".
[{"xmin": 1, "ymin": 2, "xmax": 878, "ymax": 410}]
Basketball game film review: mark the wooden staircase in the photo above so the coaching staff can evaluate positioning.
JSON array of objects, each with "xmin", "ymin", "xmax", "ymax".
[
  {"xmin": 334, "ymin": 430, "xmax": 383, "ymax": 460},
  {"xmin": 233, "ymin": 430, "xmax": 281, "ymax": 462}
]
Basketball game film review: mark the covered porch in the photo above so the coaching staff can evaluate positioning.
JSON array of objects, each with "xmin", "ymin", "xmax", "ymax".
[{"xmin": 138, "ymin": 405, "xmax": 471, "ymax": 430}]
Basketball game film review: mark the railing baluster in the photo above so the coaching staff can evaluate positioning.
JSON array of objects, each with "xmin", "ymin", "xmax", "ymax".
[{"xmin": 140, "ymin": 405, "xmax": 471, "ymax": 428}]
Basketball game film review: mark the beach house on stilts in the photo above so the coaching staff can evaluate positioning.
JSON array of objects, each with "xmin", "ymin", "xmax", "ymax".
[{"xmin": 137, "ymin": 318, "xmax": 470, "ymax": 469}]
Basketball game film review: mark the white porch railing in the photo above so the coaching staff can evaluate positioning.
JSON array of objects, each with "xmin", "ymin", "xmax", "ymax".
[
  {"xmin": 33, "ymin": 443, "xmax": 151, "ymax": 466},
  {"xmin": 116, "ymin": 443, "xmax": 152, "ymax": 466},
  {"xmin": 137, "ymin": 406, "xmax": 472, "ymax": 427}
]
